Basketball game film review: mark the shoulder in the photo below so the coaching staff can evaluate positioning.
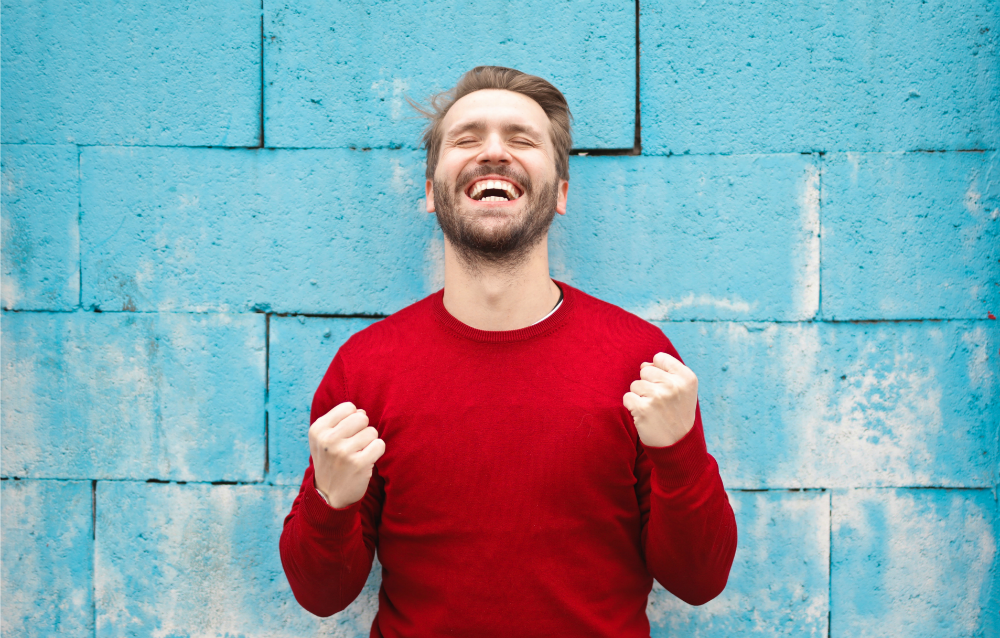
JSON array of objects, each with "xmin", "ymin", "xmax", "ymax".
[
  {"xmin": 566, "ymin": 283, "xmax": 672, "ymax": 344},
  {"xmin": 336, "ymin": 292, "xmax": 438, "ymax": 363}
]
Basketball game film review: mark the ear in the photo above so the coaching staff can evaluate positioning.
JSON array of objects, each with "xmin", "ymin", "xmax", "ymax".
[
  {"xmin": 425, "ymin": 179, "xmax": 436, "ymax": 213},
  {"xmin": 555, "ymin": 179, "xmax": 569, "ymax": 215}
]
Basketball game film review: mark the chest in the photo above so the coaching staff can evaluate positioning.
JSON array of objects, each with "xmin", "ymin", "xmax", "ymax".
[{"xmin": 368, "ymin": 364, "xmax": 641, "ymax": 533}]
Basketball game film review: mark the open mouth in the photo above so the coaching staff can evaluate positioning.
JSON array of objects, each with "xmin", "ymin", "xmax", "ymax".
[{"xmin": 465, "ymin": 178, "xmax": 523, "ymax": 203}]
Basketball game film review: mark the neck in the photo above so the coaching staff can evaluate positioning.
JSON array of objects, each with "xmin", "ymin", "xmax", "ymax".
[{"xmin": 441, "ymin": 235, "xmax": 561, "ymax": 331}]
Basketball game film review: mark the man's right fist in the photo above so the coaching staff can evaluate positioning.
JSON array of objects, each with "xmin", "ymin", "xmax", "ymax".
[{"xmin": 308, "ymin": 402, "xmax": 385, "ymax": 509}]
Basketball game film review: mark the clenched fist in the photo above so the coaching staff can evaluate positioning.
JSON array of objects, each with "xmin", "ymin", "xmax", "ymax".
[
  {"xmin": 623, "ymin": 352, "xmax": 699, "ymax": 448},
  {"xmin": 309, "ymin": 402, "xmax": 385, "ymax": 509}
]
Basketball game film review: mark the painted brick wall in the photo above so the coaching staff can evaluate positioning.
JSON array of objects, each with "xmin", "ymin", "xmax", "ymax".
[{"xmin": 2, "ymin": 1, "xmax": 997, "ymax": 636}]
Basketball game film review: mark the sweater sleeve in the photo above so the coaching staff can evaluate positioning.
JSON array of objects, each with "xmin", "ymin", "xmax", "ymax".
[
  {"xmin": 279, "ymin": 350, "xmax": 383, "ymax": 617},
  {"xmin": 634, "ymin": 344, "xmax": 738, "ymax": 606}
]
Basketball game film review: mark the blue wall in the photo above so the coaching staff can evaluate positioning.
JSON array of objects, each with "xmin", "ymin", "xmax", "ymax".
[{"xmin": 2, "ymin": 1, "xmax": 997, "ymax": 636}]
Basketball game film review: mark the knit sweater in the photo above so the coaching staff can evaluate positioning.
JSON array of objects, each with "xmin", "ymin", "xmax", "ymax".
[{"xmin": 280, "ymin": 282, "xmax": 737, "ymax": 637}]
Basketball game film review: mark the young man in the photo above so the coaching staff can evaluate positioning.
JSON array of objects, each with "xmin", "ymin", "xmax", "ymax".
[{"xmin": 280, "ymin": 66, "xmax": 737, "ymax": 637}]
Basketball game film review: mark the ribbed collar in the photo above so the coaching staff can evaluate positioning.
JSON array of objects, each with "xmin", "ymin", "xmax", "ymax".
[{"xmin": 431, "ymin": 280, "xmax": 576, "ymax": 343}]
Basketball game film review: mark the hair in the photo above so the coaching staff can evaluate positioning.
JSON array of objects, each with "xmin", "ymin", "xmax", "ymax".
[{"xmin": 411, "ymin": 66, "xmax": 573, "ymax": 181}]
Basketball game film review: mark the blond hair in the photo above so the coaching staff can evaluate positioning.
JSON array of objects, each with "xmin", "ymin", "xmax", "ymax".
[{"xmin": 412, "ymin": 66, "xmax": 573, "ymax": 181}]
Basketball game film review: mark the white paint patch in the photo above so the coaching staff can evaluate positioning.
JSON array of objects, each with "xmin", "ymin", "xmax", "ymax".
[
  {"xmin": 1, "ymin": 321, "xmax": 42, "ymax": 472},
  {"xmin": 793, "ymin": 163, "xmax": 821, "ymax": 319},
  {"xmin": 424, "ymin": 232, "xmax": 445, "ymax": 293},
  {"xmin": 961, "ymin": 326, "xmax": 993, "ymax": 393},
  {"xmin": 637, "ymin": 293, "xmax": 757, "ymax": 321},
  {"xmin": 546, "ymin": 221, "xmax": 574, "ymax": 284},
  {"xmin": 964, "ymin": 173, "xmax": 981, "ymax": 216},
  {"xmin": 371, "ymin": 77, "xmax": 412, "ymax": 121},
  {"xmin": 846, "ymin": 152, "xmax": 860, "ymax": 184},
  {"xmin": 824, "ymin": 338, "xmax": 942, "ymax": 486},
  {"xmin": 0, "ymin": 212, "xmax": 21, "ymax": 308},
  {"xmin": 390, "ymin": 157, "xmax": 417, "ymax": 196},
  {"xmin": 835, "ymin": 490, "xmax": 997, "ymax": 636},
  {"xmin": 177, "ymin": 193, "xmax": 200, "ymax": 209},
  {"xmin": 775, "ymin": 324, "xmax": 828, "ymax": 487}
]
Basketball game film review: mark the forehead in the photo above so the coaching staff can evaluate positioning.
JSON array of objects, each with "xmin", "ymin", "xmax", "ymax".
[{"xmin": 442, "ymin": 89, "xmax": 550, "ymax": 139}]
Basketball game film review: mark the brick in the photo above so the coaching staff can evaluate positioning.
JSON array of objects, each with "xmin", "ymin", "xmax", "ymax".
[
  {"xmin": 822, "ymin": 151, "xmax": 999, "ymax": 320},
  {"xmin": 557, "ymin": 154, "xmax": 820, "ymax": 321},
  {"xmin": 264, "ymin": 0, "xmax": 635, "ymax": 149},
  {"xmin": 268, "ymin": 316, "xmax": 378, "ymax": 485},
  {"xmin": 1, "ymin": 479, "xmax": 93, "ymax": 638},
  {"xmin": 1, "ymin": 144, "xmax": 79, "ymax": 310},
  {"xmin": 831, "ymin": 488, "xmax": 998, "ymax": 637},
  {"xmin": 648, "ymin": 490, "xmax": 829, "ymax": 637},
  {"xmin": 661, "ymin": 321, "xmax": 998, "ymax": 488},
  {"xmin": 1, "ymin": 312, "xmax": 265, "ymax": 481},
  {"xmin": 80, "ymin": 146, "xmax": 438, "ymax": 314},
  {"xmin": 95, "ymin": 481, "xmax": 380, "ymax": 637},
  {"xmin": 640, "ymin": 0, "xmax": 998, "ymax": 154},
  {"xmin": 1, "ymin": 0, "xmax": 260, "ymax": 146}
]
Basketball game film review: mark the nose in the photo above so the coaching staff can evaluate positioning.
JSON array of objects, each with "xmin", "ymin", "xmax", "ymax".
[{"xmin": 477, "ymin": 133, "xmax": 511, "ymax": 165}]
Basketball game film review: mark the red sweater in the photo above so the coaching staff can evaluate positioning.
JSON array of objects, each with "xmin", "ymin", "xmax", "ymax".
[{"xmin": 280, "ymin": 282, "xmax": 737, "ymax": 637}]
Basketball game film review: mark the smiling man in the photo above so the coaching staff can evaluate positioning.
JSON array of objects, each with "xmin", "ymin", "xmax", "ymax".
[{"xmin": 279, "ymin": 66, "xmax": 737, "ymax": 637}]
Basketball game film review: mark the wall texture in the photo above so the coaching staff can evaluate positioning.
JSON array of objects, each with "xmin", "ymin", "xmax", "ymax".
[{"xmin": 2, "ymin": 1, "xmax": 998, "ymax": 636}]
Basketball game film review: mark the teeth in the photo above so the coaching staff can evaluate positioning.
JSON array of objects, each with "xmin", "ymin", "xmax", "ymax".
[{"xmin": 469, "ymin": 178, "xmax": 520, "ymax": 201}]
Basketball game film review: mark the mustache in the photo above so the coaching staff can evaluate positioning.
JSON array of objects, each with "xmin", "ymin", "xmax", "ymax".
[{"xmin": 455, "ymin": 165, "xmax": 532, "ymax": 194}]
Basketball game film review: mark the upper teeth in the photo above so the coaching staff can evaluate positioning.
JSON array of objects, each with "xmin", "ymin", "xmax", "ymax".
[{"xmin": 469, "ymin": 179, "xmax": 520, "ymax": 201}]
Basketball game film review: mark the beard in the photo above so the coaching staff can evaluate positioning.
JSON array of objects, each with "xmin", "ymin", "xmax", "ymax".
[{"xmin": 433, "ymin": 165, "xmax": 559, "ymax": 274}]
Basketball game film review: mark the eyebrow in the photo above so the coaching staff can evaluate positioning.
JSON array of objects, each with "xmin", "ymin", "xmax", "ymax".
[{"xmin": 446, "ymin": 119, "xmax": 545, "ymax": 140}]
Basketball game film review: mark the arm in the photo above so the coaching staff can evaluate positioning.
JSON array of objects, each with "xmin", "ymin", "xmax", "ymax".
[
  {"xmin": 279, "ymin": 353, "xmax": 384, "ymax": 617},
  {"xmin": 636, "ymin": 404, "xmax": 737, "ymax": 605},
  {"xmin": 624, "ymin": 347, "xmax": 737, "ymax": 605}
]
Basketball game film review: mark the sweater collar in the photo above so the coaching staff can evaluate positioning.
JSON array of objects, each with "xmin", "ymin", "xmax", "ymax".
[{"xmin": 431, "ymin": 280, "xmax": 576, "ymax": 343}]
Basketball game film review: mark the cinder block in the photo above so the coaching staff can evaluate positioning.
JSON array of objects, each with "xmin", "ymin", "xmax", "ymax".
[
  {"xmin": 80, "ymin": 146, "xmax": 439, "ymax": 314},
  {"xmin": 641, "ymin": 0, "xmax": 998, "ymax": 154},
  {"xmin": 268, "ymin": 316, "xmax": 377, "ymax": 485},
  {"xmin": 1, "ymin": 312, "xmax": 265, "ymax": 481},
  {"xmin": 661, "ymin": 321, "xmax": 998, "ymax": 488},
  {"xmin": 1, "ymin": 144, "xmax": 80, "ymax": 310},
  {"xmin": 95, "ymin": 481, "xmax": 380, "ymax": 637},
  {"xmin": 264, "ymin": 0, "xmax": 635, "ymax": 149},
  {"xmin": 831, "ymin": 488, "xmax": 998, "ymax": 637},
  {"xmin": 822, "ymin": 152, "xmax": 999, "ymax": 320},
  {"xmin": 556, "ymin": 154, "xmax": 820, "ymax": 321},
  {"xmin": 648, "ymin": 490, "xmax": 829, "ymax": 637},
  {"xmin": 1, "ymin": 479, "xmax": 93, "ymax": 638},
  {"xmin": 1, "ymin": 0, "xmax": 260, "ymax": 145}
]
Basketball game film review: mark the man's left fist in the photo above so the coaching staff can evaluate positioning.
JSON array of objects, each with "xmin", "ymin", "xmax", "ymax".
[{"xmin": 623, "ymin": 352, "xmax": 699, "ymax": 448}]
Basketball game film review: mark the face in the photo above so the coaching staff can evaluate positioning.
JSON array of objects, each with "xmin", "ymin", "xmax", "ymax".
[{"xmin": 426, "ymin": 89, "xmax": 569, "ymax": 270}]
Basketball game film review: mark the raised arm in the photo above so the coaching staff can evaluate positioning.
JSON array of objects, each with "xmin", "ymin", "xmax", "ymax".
[
  {"xmin": 279, "ymin": 354, "xmax": 385, "ymax": 616},
  {"xmin": 624, "ymin": 350, "xmax": 737, "ymax": 605}
]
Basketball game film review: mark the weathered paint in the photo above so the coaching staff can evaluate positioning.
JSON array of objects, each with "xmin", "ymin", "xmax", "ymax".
[
  {"xmin": 79, "ymin": 146, "xmax": 437, "ymax": 314},
  {"xmin": 662, "ymin": 320, "xmax": 999, "ymax": 488},
  {"xmin": 641, "ymin": 0, "xmax": 999, "ymax": 155},
  {"xmin": 648, "ymin": 490, "xmax": 829, "ymax": 637},
  {"xmin": 1, "ymin": 144, "xmax": 80, "ymax": 310},
  {"xmin": 264, "ymin": 0, "xmax": 635, "ymax": 149},
  {"xmin": 0, "ymin": 0, "xmax": 260, "ymax": 146},
  {"xmin": 268, "ymin": 316, "xmax": 378, "ymax": 485},
  {"xmin": 557, "ymin": 154, "xmax": 821, "ymax": 321},
  {"xmin": 831, "ymin": 489, "xmax": 998, "ymax": 637},
  {"xmin": 822, "ymin": 151, "xmax": 999, "ymax": 320},
  {"xmin": 1, "ymin": 479, "xmax": 93, "ymax": 638},
  {"xmin": 2, "ymin": 312, "xmax": 266, "ymax": 481},
  {"xmin": 95, "ymin": 481, "xmax": 380, "ymax": 638}
]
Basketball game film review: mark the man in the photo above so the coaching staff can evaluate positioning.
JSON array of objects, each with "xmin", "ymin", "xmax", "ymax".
[{"xmin": 280, "ymin": 66, "xmax": 737, "ymax": 637}]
